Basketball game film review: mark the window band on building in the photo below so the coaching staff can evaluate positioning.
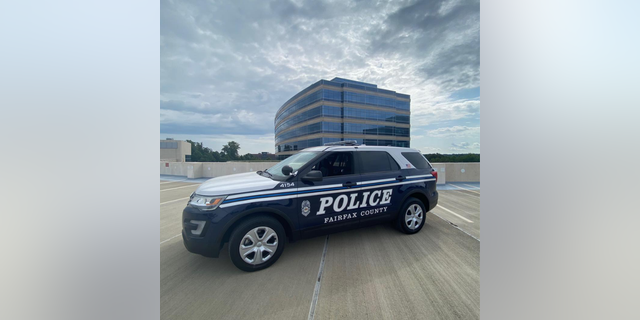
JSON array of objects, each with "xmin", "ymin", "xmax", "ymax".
[{"xmin": 275, "ymin": 78, "xmax": 411, "ymax": 160}]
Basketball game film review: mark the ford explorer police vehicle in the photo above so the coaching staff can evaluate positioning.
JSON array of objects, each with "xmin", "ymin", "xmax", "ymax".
[{"xmin": 182, "ymin": 142, "xmax": 438, "ymax": 271}]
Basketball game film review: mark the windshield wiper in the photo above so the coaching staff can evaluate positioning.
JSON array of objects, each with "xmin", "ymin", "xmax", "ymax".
[{"xmin": 257, "ymin": 169, "xmax": 272, "ymax": 178}]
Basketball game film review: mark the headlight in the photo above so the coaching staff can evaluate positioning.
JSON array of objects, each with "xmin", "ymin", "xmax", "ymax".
[{"xmin": 188, "ymin": 194, "xmax": 226, "ymax": 211}]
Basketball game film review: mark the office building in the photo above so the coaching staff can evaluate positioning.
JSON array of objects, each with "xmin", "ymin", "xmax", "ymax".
[{"xmin": 275, "ymin": 77, "xmax": 410, "ymax": 159}]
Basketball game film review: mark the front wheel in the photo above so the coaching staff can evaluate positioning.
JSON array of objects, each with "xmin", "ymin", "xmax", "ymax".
[
  {"xmin": 228, "ymin": 216, "xmax": 286, "ymax": 272},
  {"xmin": 396, "ymin": 198, "xmax": 426, "ymax": 234}
]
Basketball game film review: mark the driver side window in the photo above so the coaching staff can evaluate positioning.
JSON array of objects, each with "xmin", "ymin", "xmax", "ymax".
[{"xmin": 311, "ymin": 152, "xmax": 354, "ymax": 177}]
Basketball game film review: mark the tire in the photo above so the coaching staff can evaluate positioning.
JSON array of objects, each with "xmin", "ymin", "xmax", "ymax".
[
  {"xmin": 228, "ymin": 216, "xmax": 286, "ymax": 272},
  {"xmin": 396, "ymin": 197, "xmax": 426, "ymax": 234}
]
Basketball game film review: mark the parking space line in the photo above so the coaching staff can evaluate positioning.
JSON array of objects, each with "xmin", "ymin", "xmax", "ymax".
[
  {"xmin": 160, "ymin": 234, "xmax": 181, "ymax": 245},
  {"xmin": 431, "ymin": 212, "xmax": 480, "ymax": 242},
  {"xmin": 449, "ymin": 184, "xmax": 481, "ymax": 195},
  {"xmin": 436, "ymin": 205, "xmax": 473, "ymax": 223},
  {"xmin": 308, "ymin": 235, "xmax": 329, "ymax": 320},
  {"xmin": 161, "ymin": 184, "xmax": 200, "ymax": 192},
  {"xmin": 463, "ymin": 184, "xmax": 480, "ymax": 190},
  {"xmin": 161, "ymin": 197, "xmax": 190, "ymax": 205},
  {"xmin": 160, "ymin": 179, "xmax": 187, "ymax": 184}
]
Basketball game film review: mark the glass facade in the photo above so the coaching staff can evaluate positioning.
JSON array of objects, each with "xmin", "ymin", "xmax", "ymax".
[{"xmin": 275, "ymin": 78, "xmax": 410, "ymax": 159}]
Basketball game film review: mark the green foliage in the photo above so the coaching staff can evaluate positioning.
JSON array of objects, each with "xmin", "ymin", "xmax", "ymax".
[
  {"xmin": 186, "ymin": 140, "xmax": 226, "ymax": 162},
  {"xmin": 222, "ymin": 141, "xmax": 241, "ymax": 160},
  {"xmin": 186, "ymin": 140, "xmax": 271, "ymax": 162},
  {"xmin": 423, "ymin": 153, "xmax": 480, "ymax": 163},
  {"xmin": 242, "ymin": 153, "xmax": 254, "ymax": 160}
]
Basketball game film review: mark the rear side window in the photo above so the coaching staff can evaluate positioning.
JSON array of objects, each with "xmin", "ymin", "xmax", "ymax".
[
  {"xmin": 402, "ymin": 152, "xmax": 432, "ymax": 169},
  {"xmin": 359, "ymin": 151, "xmax": 400, "ymax": 173}
]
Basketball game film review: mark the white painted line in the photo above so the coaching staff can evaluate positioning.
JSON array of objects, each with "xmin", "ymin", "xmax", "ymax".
[
  {"xmin": 160, "ymin": 234, "xmax": 181, "ymax": 245},
  {"xmin": 161, "ymin": 184, "xmax": 200, "ymax": 192},
  {"xmin": 449, "ymin": 184, "xmax": 481, "ymax": 195},
  {"xmin": 308, "ymin": 235, "xmax": 329, "ymax": 320},
  {"xmin": 436, "ymin": 205, "xmax": 473, "ymax": 223},
  {"xmin": 160, "ymin": 179, "xmax": 187, "ymax": 184},
  {"xmin": 463, "ymin": 184, "xmax": 480, "ymax": 190},
  {"xmin": 431, "ymin": 212, "xmax": 480, "ymax": 242},
  {"xmin": 160, "ymin": 197, "xmax": 190, "ymax": 205}
]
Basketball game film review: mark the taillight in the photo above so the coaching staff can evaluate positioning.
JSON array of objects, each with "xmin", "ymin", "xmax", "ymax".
[{"xmin": 432, "ymin": 170, "xmax": 438, "ymax": 182}]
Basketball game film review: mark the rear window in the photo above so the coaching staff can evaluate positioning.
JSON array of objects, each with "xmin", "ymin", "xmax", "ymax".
[
  {"xmin": 402, "ymin": 152, "xmax": 432, "ymax": 169},
  {"xmin": 359, "ymin": 151, "xmax": 399, "ymax": 173}
]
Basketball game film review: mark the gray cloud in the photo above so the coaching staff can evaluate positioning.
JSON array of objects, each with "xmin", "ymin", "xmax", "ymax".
[
  {"xmin": 427, "ymin": 125, "xmax": 480, "ymax": 137},
  {"xmin": 369, "ymin": 0, "xmax": 480, "ymax": 92},
  {"xmin": 161, "ymin": 0, "xmax": 480, "ymax": 153}
]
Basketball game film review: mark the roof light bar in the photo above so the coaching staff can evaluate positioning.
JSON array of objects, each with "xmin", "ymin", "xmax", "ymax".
[{"xmin": 323, "ymin": 140, "xmax": 360, "ymax": 146}]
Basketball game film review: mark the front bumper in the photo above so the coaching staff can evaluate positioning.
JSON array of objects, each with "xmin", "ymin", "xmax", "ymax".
[{"xmin": 181, "ymin": 206, "xmax": 224, "ymax": 258}]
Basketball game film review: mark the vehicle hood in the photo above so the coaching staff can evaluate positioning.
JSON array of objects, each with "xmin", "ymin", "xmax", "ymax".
[{"xmin": 195, "ymin": 172, "xmax": 279, "ymax": 196}]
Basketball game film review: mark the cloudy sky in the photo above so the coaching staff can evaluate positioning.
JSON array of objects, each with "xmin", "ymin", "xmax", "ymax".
[{"xmin": 161, "ymin": 0, "xmax": 479, "ymax": 155}]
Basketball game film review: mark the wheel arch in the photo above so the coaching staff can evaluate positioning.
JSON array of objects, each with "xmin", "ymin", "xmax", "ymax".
[
  {"xmin": 397, "ymin": 189, "xmax": 430, "ymax": 217},
  {"xmin": 217, "ymin": 208, "xmax": 296, "ymax": 251}
]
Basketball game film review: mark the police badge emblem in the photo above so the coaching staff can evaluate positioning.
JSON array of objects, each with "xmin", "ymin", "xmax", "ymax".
[{"xmin": 301, "ymin": 200, "xmax": 311, "ymax": 217}]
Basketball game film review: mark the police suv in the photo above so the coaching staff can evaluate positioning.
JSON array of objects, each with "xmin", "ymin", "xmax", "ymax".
[{"xmin": 182, "ymin": 142, "xmax": 438, "ymax": 271}]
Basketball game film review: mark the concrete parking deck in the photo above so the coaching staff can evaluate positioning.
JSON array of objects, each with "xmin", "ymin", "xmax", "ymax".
[{"xmin": 160, "ymin": 178, "xmax": 480, "ymax": 320}]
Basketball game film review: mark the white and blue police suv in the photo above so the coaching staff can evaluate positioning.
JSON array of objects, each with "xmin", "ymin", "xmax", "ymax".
[{"xmin": 182, "ymin": 142, "xmax": 439, "ymax": 271}]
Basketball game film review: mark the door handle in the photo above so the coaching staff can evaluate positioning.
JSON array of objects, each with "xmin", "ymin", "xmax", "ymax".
[
  {"xmin": 343, "ymin": 181, "xmax": 357, "ymax": 187},
  {"xmin": 396, "ymin": 175, "xmax": 406, "ymax": 181}
]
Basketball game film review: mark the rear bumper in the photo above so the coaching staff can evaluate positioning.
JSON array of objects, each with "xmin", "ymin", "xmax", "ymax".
[{"xmin": 427, "ymin": 190, "xmax": 438, "ymax": 212}]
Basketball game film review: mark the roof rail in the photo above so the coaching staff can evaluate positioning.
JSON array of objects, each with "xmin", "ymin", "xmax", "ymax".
[{"xmin": 323, "ymin": 140, "xmax": 360, "ymax": 146}]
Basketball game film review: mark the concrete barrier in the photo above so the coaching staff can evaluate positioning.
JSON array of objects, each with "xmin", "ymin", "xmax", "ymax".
[
  {"xmin": 160, "ymin": 161, "xmax": 280, "ymax": 179},
  {"xmin": 431, "ymin": 163, "xmax": 447, "ymax": 185},
  {"xmin": 431, "ymin": 163, "xmax": 480, "ymax": 183},
  {"xmin": 160, "ymin": 161, "xmax": 480, "ymax": 183}
]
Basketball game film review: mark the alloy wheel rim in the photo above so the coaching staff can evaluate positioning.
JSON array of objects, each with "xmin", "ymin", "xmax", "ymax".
[
  {"xmin": 405, "ymin": 204, "xmax": 423, "ymax": 230},
  {"xmin": 239, "ymin": 226, "xmax": 278, "ymax": 265}
]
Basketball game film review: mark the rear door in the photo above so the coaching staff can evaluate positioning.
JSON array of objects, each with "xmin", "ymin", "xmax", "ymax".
[
  {"xmin": 296, "ymin": 151, "xmax": 362, "ymax": 236},
  {"xmin": 355, "ymin": 150, "xmax": 405, "ymax": 224}
]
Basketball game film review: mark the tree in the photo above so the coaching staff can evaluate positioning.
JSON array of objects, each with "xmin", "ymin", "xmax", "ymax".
[
  {"xmin": 243, "ymin": 153, "xmax": 254, "ymax": 160},
  {"xmin": 222, "ymin": 141, "xmax": 241, "ymax": 160},
  {"xmin": 185, "ymin": 140, "xmax": 247, "ymax": 162},
  {"xmin": 423, "ymin": 153, "xmax": 480, "ymax": 163}
]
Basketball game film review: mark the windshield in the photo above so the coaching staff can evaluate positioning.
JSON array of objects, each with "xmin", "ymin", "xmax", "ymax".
[{"xmin": 265, "ymin": 151, "xmax": 319, "ymax": 180}]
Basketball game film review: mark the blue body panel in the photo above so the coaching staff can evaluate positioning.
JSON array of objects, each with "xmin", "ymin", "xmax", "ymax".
[{"xmin": 182, "ymin": 151, "xmax": 438, "ymax": 258}]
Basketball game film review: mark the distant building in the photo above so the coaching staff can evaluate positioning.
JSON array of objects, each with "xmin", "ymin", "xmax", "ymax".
[
  {"xmin": 275, "ymin": 77, "xmax": 410, "ymax": 160},
  {"xmin": 160, "ymin": 139, "xmax": 191, "ymax": 162},
  {"xmin": 247, "ymin": 152, "xmax": 277, "ymax": 160}
]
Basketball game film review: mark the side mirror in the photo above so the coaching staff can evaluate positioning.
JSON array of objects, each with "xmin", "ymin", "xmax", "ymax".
[
  {"xmin": 302, "ymin": 170, "xmax": 323, "ymax": 182},
  {"xmin": 281, "ymin": 165, "xmax": 293, "ymax": 176}
]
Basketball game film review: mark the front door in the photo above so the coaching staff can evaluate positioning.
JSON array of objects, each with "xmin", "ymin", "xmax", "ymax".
[{"xmin": 296, "ymin": 151, "xmax": 361, "ymax": 236}]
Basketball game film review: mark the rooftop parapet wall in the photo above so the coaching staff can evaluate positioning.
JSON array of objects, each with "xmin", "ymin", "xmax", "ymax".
[
  {"xmin": 160, "ymin": 161, "xmax": 280, "ymax": 179},
  {"xmin": 160, "ymin": 161, "xmax": 479, "ymax": 183}
]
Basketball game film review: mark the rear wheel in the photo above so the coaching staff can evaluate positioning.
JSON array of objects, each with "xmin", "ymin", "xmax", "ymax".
[
  {"xmin": 228, "ymin": 216, "xmax": 286, "ymax": 272},
  {"xmin": 396, "ymin": 197, "xmax": 426, "ymax": 234}
]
